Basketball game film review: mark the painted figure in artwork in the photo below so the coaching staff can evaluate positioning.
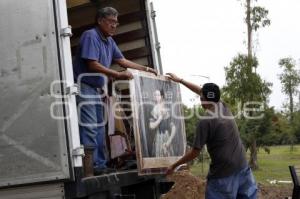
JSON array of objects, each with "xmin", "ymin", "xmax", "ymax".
[{"xmin": 149, "ymin": 89, "xmax": 176, "ymax": 157}]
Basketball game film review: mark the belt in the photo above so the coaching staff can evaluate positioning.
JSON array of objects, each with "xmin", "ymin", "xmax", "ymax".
[{"xmin": 79, "ymin": 82, "xmax": 104, "ymax": 94}]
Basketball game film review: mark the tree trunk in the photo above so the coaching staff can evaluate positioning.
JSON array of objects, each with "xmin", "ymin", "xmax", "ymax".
[
  {"xmin": 246, "ymin": 0, "xmax": 252, "ymax": 60},
  {"xmin": 289, "ymin": 86, "xmax": 294, "ymax": 123},
  {"xmin": 249, "ymin": 138, "xmax": 258, "ymax": 170},
  {"xmin": 290, "ymin": 144, "xmax": 294, "ymax": 152},
  {"xmin": 246, "ymin": 0, "xmax": 258, "ymax": 170}
]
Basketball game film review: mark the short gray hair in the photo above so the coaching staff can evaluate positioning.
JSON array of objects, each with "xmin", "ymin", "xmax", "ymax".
[{"xmin": 96, "ymin": 7, "xmax": 119, "ymax": 21}]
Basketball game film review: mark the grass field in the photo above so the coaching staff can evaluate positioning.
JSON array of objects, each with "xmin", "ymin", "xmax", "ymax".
[{"xmin": 191, "ymin": 145, "xmax": 300, "ymax": 185}]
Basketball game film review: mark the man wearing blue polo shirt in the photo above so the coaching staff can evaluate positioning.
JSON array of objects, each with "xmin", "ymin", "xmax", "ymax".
[{"xmin": 73, "ymin": 7, "xmax": 156, "ymax": 174}]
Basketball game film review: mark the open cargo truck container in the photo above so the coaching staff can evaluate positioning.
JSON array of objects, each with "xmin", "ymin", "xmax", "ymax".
[{"xmin": 0, "ymin": 0, "xmax": 172, "ymax": 198}]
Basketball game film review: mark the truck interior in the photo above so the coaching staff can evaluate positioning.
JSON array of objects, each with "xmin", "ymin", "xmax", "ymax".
[
  {"xmin": 67, "ymin": 0, "xmax": 156, "ymax": 172},
  {"xmin": 65, "ymin": 0, "xmax": 172, "ymax": 198}
]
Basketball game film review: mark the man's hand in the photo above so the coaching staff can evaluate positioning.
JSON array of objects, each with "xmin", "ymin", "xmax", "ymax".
[
  {"xmin": 166, "ymin": 73, "xmax": 181, "ymax": 83},
  {"xmin": 116, "ymin": 71, "xmax": 133, "ymax": 80},
  {"xmin": 145, "ymin": 67, "xmax": 158, "ymax": 75},
  {"xmin": 166, "ymin": 164, "xmax": 175, "ymax": 175}
]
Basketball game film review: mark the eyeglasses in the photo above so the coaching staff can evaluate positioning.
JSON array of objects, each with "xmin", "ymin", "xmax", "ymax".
[{"xmin": 103, "ymin": 18, "xmax": 119, "ymax": 27}]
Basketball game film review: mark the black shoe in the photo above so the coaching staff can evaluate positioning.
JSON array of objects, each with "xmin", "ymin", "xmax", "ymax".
[{"xmin": 94, "ymin": 167, "xmax": 116, "ymax": 175}]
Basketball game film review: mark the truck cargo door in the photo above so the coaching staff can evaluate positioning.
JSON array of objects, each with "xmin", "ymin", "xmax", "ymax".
[{"xmin": 0, "ymin": 0, "xmax": 76, "ymax": 187}]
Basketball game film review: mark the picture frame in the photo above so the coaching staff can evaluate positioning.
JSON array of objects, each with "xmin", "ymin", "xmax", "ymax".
[{"xmin": 128, "ymin": 69, "xmax": 186, "ymax": 174}]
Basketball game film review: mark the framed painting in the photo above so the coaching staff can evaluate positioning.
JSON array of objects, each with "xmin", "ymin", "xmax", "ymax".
[{"xmin": 128, "ymin": 69, "xmax": 186, "ymax": 174}]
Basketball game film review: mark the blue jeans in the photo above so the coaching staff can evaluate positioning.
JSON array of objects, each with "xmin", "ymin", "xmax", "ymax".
[
  {"xmin": 76, "ymin": 83, "xmax": 107, "ymax": 169},
  {"xmin": 206, "ymin": 167, "xmax": 257, "ymax": 199}
]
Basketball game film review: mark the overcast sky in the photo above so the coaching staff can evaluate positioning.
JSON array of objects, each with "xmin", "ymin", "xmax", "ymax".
[{"xmin": 151, "ymin": 0, "xmax": 300, "ymax": 110}]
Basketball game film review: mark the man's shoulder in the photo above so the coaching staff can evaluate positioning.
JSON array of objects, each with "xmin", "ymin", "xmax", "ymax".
[
  {"xmin": 81, "ymin": 28, "xmax": 98, "ymax": 38},
  {"xmin": 197, "ymin": 118, "xmax": 211, "ymax": 128},
  {"xmin": 82, "ymin": 29, "xmax": 115, "ymax": 45}
]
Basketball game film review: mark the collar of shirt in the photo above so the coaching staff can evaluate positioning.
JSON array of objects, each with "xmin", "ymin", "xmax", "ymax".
[{"xmin": 95, "ymin": 27, "xmax": 108, "ymax": 42}]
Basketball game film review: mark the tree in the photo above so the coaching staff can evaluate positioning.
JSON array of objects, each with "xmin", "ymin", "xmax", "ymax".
[
  {"xmin": 223, "ymin": 54, "xmax": 272, "ymax": 169},
  {"xmin": 278, "ymin": 58, "xmax": 300, "ymax": 150},
  {"xmin": 223, "ymin": 55, "xmax": 271, "ymax": 106},
  {"xmin": 245, "ymin": 0, "xmax": 270, "ymax": 61},
  {"xmin": 278, "ymin": 58, "xmax": 300, "ymax": 122},
  {"xmin": 230, "ymin": 0, "xmax": 271, "ymax": 169},
  {"xmin": 257, "ymin": 111, "xmax": 297, "ymax": 146}
]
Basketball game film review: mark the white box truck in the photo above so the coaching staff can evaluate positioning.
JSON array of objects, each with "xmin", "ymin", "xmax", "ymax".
[{"xmin": 0, "ymin": 0, "xmax": 172, "ymax": 198}]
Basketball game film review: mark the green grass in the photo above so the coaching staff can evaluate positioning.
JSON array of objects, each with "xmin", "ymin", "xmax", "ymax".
[{"xmin": 191, "ymin": 145, "xmax": 300, "ymax": 185}]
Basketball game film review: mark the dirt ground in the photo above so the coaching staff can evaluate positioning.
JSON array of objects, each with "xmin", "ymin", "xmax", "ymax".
[
  {"xmin": 161, "ymin": 170, "xmax": 293, "ymax": 199},
  {"xmin": 258, "ymin": 184, "xmax": 292, "ymax": 199}
]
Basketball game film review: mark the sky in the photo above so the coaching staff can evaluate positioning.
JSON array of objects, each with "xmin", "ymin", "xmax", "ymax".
[{"xmin": 151, "ymin": 0, "xmax": 300, "ymax": 110}]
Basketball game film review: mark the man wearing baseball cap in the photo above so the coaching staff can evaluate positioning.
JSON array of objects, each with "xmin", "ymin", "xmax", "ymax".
[{"xmin": 166, "ymin": 73, "xmax": 257, "ymax": 199}]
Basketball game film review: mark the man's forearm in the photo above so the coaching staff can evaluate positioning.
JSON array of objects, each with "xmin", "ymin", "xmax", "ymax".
[
  {"xmin": 172, "ymin": 148, "xmax": 200, "ymax": 168},
  {"xmin": 117, "ymin": 58, "xmax": 147, "ymax": 71},
  {"xmin": 180, "ymin": 79, "xmax": 202, "ymax": 95},
  {"xmin": 87, "ymin": 60, "xmax": 119, "ymax": 78}
]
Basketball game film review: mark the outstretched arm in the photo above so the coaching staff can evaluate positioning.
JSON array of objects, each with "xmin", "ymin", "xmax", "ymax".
[
  {"xmin": 165, "ymin": 147, "xmax": 201, "ymax": 175},
  {"xmin": 166, "ymin": 73, "xmax": 202, "ymax": 95},
  {"xmin": 87, "ymin": 60, "xmax": 133, "ymax": 80},
  {"xmin": 115, "ymin": 58, "xmax": 157, "ymax": 75}
]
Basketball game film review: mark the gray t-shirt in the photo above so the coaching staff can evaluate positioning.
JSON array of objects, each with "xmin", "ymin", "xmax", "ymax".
[{"xmin": 193, "ymin": 102, "xmax": 247, "ymax": 179}]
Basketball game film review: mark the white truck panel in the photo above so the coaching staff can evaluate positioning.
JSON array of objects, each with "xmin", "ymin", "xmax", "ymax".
[{"xmin": 0, "ymin": 0, "xmax": 71, "ymax": 187}]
